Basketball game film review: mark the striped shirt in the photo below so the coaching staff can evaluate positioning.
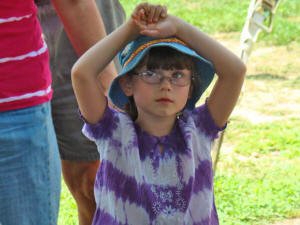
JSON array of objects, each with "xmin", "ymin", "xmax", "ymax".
[
  {"xmin": 0, "ymin": 0, "xmax": 52, "ymax": 111},
  {"xmin": 82, "ymin": 103, "xmax": 226, "ymax": 225}
]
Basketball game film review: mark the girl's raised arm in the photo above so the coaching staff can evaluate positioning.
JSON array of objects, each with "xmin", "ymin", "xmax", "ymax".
[
  {"xmin": 71, "ymin": 3, "xmax": 167, "ymax": 124},
  {"xmin": 71, "ymin": 23, "xmax": 137, "ymax": 124},
  {"xmin": 173, "ymin": 16, "xmax": 246, "ymax": 127}
]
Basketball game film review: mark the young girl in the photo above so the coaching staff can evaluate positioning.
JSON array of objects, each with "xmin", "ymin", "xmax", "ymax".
[{"xmin": 72, "ymin": 2, "xmax": 246, "ymax": 225}]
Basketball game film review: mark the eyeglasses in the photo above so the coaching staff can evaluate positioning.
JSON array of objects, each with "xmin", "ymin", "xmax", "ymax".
[{"xmin": 133, "ymin": 70, "xmax": 193, "ymax": 87}]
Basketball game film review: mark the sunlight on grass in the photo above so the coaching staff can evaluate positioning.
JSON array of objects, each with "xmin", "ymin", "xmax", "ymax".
[
  {"xmin": 225, "ymin": 118, "xmax": 300, "ymax": 156},
  {"xmin": 216, "ymin": 117, "xmax": 300, "ymax": 224},
  {"xmin": 215, "ymin": 144, "xmax": 300, "ymax": 225},
  {"xmin": 58, "ymin": 179, "xmax": 78, "ymax": 225},
  {"xmin": 120, "ymin": 0, "xmax": 300, "ymax": 45}
]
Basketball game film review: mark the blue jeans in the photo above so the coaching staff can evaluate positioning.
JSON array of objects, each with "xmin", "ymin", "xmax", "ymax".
[{"xmin": 0, "ymin": 102, "xmax": 61, "ymax": 225}]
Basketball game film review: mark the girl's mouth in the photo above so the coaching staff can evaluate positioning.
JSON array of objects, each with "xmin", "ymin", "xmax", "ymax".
[{"xmin": 156, "ymin": 98, "xmax": 173, "ymax": 103}]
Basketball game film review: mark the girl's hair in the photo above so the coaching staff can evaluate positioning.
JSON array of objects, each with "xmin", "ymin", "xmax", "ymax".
[{"xmin": 123, "ymin": 47, "xmax": 199, "ymax": 120}]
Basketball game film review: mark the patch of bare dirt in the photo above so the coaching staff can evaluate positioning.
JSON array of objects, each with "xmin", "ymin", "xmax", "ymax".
[
  {"xmin": 269, "ymin": 218, "xmax": 300, "ymax": 225},
  {"xmin": 214, "ymin": 32, "xmax": 300, "ymax": 79},
  {"xmin": 212, "ymin": 32, "xmax": 300, "ymax": 124}
]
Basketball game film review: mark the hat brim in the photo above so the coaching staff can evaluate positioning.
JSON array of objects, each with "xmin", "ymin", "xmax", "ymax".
[{"xmin": 109, "ymin": 39, "xmax": 215, "ymax": 110}]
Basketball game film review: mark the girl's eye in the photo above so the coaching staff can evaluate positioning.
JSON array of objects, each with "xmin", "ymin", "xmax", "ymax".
[
  {"xmin": 142, "ymin": 71, "xmax": 157, "ymax": 77},
  {"xmin": 172, "ymin": 72, "xmax": 184, "ymax": 79}
]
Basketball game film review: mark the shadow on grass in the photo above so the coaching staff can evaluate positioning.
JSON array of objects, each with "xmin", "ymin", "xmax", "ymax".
[{"xmin": 246, "ymin": 73, "xmax": 287, "ymax": 80}]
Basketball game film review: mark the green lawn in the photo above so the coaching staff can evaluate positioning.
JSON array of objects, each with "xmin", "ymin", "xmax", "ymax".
[
  {"xmin": 58, "ymin": 179, "xmax": 77, "ymax": 225},
  {"xmin": 215, "ymin": 117, "xmax": 300, "ymax": 225},
  {"xmin": 120, "ymin": 0, "xmax": 300, "ymax": 46},
  {"xmin": 58, "ymin": 0, "xmax": 300, "ymax": 224}
]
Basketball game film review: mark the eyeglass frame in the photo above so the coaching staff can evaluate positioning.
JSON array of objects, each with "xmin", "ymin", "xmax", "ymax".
[{"xmin": 132, "ymin": 70, "xmax": 194, "ymax": 87}]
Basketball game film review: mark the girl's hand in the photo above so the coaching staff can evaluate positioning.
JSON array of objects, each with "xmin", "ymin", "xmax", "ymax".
[
  {"xmin": 131, "ymin": 2, "xmax": 167, "ymax": 25},
  {"xmin": 139, "ymin": 15, "xmax": 179, "ymax": 39},
  {"xmin": 127, "ymin": 3, "xmax": 180, "ymax": 41}
]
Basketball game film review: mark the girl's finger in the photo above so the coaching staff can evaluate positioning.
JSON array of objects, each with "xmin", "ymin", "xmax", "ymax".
[
  {"xmin": 147, "ymin": 6, "xmax": 156, "ymax": 23},
  {"xmin": 138, "ymin": 8, "xmax": 145, "ymax": 21},
  {"xmin": 133, "ymin": 19, "xmax": 147, "ymax": 29},
  {"xmin": 140, "ymin": 29, "xmax": 161, "ymax": 38},
  {"xmin": 152, "ymin": 5, "xmax": 163, "ymax": 22},
  {"xmin": 139, "ymin": 2, "xmax": 150, "ymax": 18},
  {"xmin": 161, "ymin": 5, "xmax": 167, "ymax": 18},
  {"xmin": 140, "ymin": 23, "xmax": 159, "ymax": 34},
  {"xmin": 140, "ymin": 2, "xmax": 150, "ymax": 14},
  {"xmin": 132, "ymin": 2, "xmax": 148, "ymax": 20}
]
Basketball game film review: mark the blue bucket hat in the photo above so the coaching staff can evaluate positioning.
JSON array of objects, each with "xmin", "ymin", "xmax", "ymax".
[{"xmin": 108, "ymin": 35, "xmax": 215, "ymax": 110}]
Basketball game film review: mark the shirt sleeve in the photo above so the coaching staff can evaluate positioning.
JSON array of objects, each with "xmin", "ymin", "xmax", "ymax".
[
  {"xmin": 79, "ymin": 105, "xmax": 120, "ymax": 142},
  {"xmin": 191, "ymin": 100, "xmax": 227, "ymax": 141}
]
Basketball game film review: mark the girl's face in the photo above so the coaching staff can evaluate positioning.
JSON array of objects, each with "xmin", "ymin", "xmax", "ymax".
[{"xmin": 123, "ymin": 66, "xmax": 192, "ymax": 121}]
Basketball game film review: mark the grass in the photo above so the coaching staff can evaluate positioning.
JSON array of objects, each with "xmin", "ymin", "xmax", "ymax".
[
  {"xmin": 120, "ymin": 0, "xmax": 300, "ymax": 46},
  {"xmin": 215, "ymin": 121, "xmax": 300, "ymax": 225},
  {"xmin": 225, "ymin": 117, "xmax": 300, "ymax": 156},
  {"xmin": 58, "ymin": 0, "xmax": 300, "ymax": 224},
  {"xmin": 58, "ymin": 180, "xmax": 78, "ymax": 225},
  {"xmin": 221, "ymin": 119, "xmax": 299, "ymax": 221},
  {"xmin": 212, "ymin": 76, "xmax": 300, "ymax": 224},
  {"xmin": 215, "ymin": 159, "xmax": 300, "ymax": 225}
]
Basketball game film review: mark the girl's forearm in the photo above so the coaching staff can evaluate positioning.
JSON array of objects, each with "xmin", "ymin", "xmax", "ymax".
[
  {"xmin": 173, "ymin": 15, "xmax": 246, "ymax": 80},
  {"xmin": 170, "ymin": 15, "xmax": 246, "ymax": 127},
  {"xmin": 72, "ymin": 22, "xmax": 139, "ymax": 84},
  {"xmin": 71, "ymin": 21, "xmax": 139, "ymax": 124}
]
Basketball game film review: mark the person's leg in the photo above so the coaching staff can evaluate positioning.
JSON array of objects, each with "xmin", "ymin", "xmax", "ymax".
[
  {"xmin": 52, "ymin": 88, "xmax": 101, "ymax": 225},
  {"xmin": 37, "ymin": 3, "xmax": 100, "ymax": 224},
  {"xmin": 61, "ymin": 160, "xmax": 100, "ymax": 225},
  {"xmin": 36, "ymin": 1, "xmax": 126, "ymax": 224},
  {"xmin": 53, "ymin": 94, "xmax": 100, "ymax": 225},
  {"xmin": 0, "ymin": 103, "xmax": 61, "ymax": 225}
]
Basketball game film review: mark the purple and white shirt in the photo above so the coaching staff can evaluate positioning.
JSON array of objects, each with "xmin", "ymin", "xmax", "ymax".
[{"xmin": 82, "ymin": 102, "xmax": 226, "ymax": 225}]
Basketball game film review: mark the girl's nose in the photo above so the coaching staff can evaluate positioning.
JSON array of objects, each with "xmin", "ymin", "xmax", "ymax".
[{"xmin": 159, "ymin": 77, "xmax": 172, "ymax": 91}]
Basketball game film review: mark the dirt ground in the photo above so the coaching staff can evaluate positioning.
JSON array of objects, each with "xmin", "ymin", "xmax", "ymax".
[
  {"xmin": 212, "ymin": 32, "xmax": 300, "ymax": 126},
  {"xmin": 270, "ymin": 218, "xmax": 300, "ymax": 225},
  {"xmin": 213, "ymin": 32, "xmax": 300, "ymax": 225}
]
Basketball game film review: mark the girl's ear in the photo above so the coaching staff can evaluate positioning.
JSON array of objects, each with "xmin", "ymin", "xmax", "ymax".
[{"xmin": 119, "ymin": 75, "xmax": 133, "ymax": 96}]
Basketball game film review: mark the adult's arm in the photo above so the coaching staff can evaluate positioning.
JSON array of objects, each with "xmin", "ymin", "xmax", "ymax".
[{"xmin": 50, "ymin": 0, "xmax": 117, "ymax": 94}]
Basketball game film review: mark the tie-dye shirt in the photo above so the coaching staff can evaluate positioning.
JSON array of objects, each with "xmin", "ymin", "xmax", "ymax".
[{"xmin": 82, "ymin": 102, "xmax": 226, "ymax": 225}]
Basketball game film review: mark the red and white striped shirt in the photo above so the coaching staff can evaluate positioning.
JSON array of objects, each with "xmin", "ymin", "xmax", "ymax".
[{"xmin": 0, "ymin": 0, "xmax": 52, "ymax": 111}]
